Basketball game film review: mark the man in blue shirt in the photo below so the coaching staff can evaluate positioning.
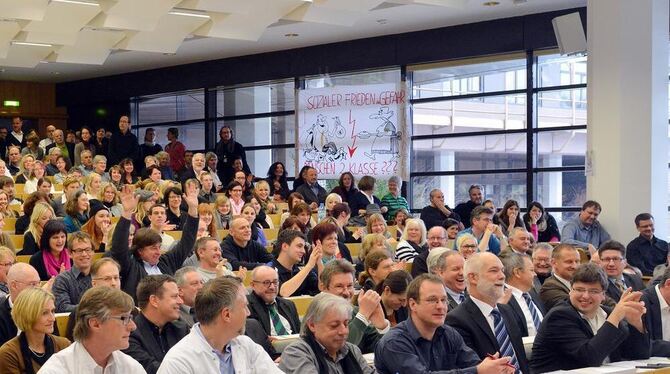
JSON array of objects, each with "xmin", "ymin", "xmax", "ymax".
[
  {"xmin": 457, "ymin": 206, "xmax": 507, "ymax": 255},
  {"xmin": 375, "ymin": 274, "xmax": 515, "ymax": 374},
  {"xmin": 561, "ymin": 200, "xmax": 611, "ymax": 254}
]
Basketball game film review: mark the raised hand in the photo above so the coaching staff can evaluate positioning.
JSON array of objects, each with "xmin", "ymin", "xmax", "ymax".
[
  {"xmin": 358, "ymin": 289, "xmax": 382, "ymax": 321},
  {"xmin": 307, "ymin": 244, "xmax": 322, "ymax": 268},
  {"xmin": 119, "ymin": 185, "xmax": 139, "ymax": 218},
  {"xmin": 183, "ymin": 183, "xmax": 199, "ymax": 215}
]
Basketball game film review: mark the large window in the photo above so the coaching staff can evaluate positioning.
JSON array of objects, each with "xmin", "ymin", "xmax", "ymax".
[{"xmin": 410, "ymin": 52, "xmax": 587, "ymax": 228}]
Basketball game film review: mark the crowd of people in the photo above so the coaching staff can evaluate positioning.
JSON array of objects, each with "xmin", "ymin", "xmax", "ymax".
[{"xmin": 0, "ymin": 115, "xmax": 667, "ymax": 373}]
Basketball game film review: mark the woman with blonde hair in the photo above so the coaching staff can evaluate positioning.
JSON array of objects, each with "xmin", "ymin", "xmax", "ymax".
[
  {"xmin": 214, "ymin": 194, "xmax": 231, "ymax": 230},
  {"xmin": 19, "ymin": 202, "xmax": 55, "ymax": 256},
  {"xmin": 23, "ymin": 161, "xmax": 50, "ymax": 195},
  {"xmin": 394, "ymin": 218, "xmax": 427, "ymax": 263},
  {"xmin": 13, "ymin": 154, "xmax": 35, "ymax": 184},
  {"xmin": 98, "ymin": 182, "xmax": 122, "ymax": 217},
  {"xmin": 456, "ymin": 233, "xmax": 478, "ymax": 259},
  {"xmin": 324, "ymin": 193, "xmax": 342, "ymax": 217},
  {"xmin": 359, "ymin": 233, "xmax": 392, "ymax": 264},
  {"xmin": 252, "ymin": 180, "xmax": 277, "ymax": 214},
  {"xmin": 0, "ymin": 288, "xmax": 70, "ymax": 373},
  {"xmin": 83, "ymin": 172, "xmax": 102, "ymax": 202}
]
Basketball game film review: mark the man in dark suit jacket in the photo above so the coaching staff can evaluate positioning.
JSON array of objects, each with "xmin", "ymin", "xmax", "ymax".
[
  {"xmin": 540, "ymin": 244, "xmax": 580, "ymax": 310},
  {"xmin": 294, "ymin": 167, "xmax": 327, "ymax": 209},
  {"xmin": 531, "ymin": 263, "xmax": 649, "ymax": 373},
  {"xmin": 45, "ymin": 129, "xmax": 76, "ymax": 167},
  {"xmin": 500, "ymin": 253, "xmax": 546, "ymax": 337},
  {"xmin": 446, "ymin": 253, "xmax": 530, "ymax": 374},
  {"xmin": 642, "ymin": 266, "xmax": 670, "ymax": 357},
  {"xmin": 428, "ymin": 249, "xmax": 467, "ymax": 313},
  {"xmin": 598, "ymin": 240, "xmax": 645, "ymax": 304},
  {"xmin": 123, "ymin": 275, "xmax": 190, "ymax": 374}
]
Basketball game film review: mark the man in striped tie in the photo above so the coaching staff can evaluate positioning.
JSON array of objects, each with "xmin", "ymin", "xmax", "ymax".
[
  {"xmin": 500, "ymin": 252, "xmax": 546, "ymax": 337},
  {"xmin": 446, "ymin": 252, "xmax": 530, "ymax": 373}
]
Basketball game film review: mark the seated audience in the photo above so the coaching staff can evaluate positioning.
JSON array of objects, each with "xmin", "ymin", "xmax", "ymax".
[
  {"xmin": 458, "ymin": 206, "xmax": 507, "ymax": 255},
  {"xmin": 380, "ymin": 176, "xmax": 409, "ymax": 221},
  {"xmin": 453, "ymin": 184, "xmax": 483, "ymax": 229},
  {"xmin": 266, "ymin": 161, "xmax": 290, "ymax": 201},
  {"xmin": 532, "ymin": 242, "xmax": 553, "ymax": 286},
  {"xmin": 193, "ymin": 236, "xmax": 235, "ymax": 281},
  {"xmin": 523, "ymin": 201, "xmax": 560, "ymax": 242},
  {"xmin": 295, "ymin": 167, "xmax": 327, "ymax": 209},
  {"xmin": 0, "ymin": 247, "xmax": 15, "ymax": 298},
  {"xmin": 329, "ymin": 171, "xmax": 358, "ymax": 204},
  {"xmin": 214, "ymin": 194, "xmax": 231, "ymax": 230},
  {"xmin": 411, "ymin": 226, "xmax": 448, "ymax": 277},
  {"xmin": 453, "ymin": 233, "xmax": 476, "ymax": 260},
  {"xmin": 111, "ymin": 184, "xmax": 198, "ymax": 299},
  {"xmin": 52, "ymin": 156, "xmax": 68, "ymax": 184},
  {"xmin": 157, "ymin": 276, "xmax": 281, "ymax": 373},
  {"xmin": 271, "ymin": 229, "xmax": 320, "ymax": 297},
  {"xmin": 0, "ymin": 213, "xmax": 15, "ymax": 254},
  {"xmin": 393, "ymin": 208, "xmax": 409, "ymax": 241},
  {"xmin": 13, "ymin": 154, "xmax": 35, "ymax": 184},
  {"xmin": 324, "ymin": 192, "xmax": 342, "ymax": 217},
  {"xmin": 174, "ymin": 266, "xmax": 204, "ymax": 328},
  {"xmin": 254, "ymin": 180, "xmax": 277, "ymax": 214},
  {"xmin": 598, "ymin": 240, "xmax": 645, "ymax": 303},
  {"xmin": 279, "ymin": 192, "xmax": 309, "ymax": 227},
  {"xmin": 540, "ymin": 244, "xmax": 580, "ymax": 310},
  {"xmin": 240, "ymin": 202, "xmax": 267, "ymax": 247},
  {"xmin": 124, "ymin": 275, "xmax": 189, "ymax": 374},
  {"xmin": 52, "ymin": 176, "xmax": 80, "ymax": 218},
  {"xmin": 311, "ymin": 221, "xmax": 352, "ymax": 264},
  {"xmin": 530, "ymin": 263, "xmax": 650, "ymax": 372},
  {"xmin": 497, "ymin": 199, "xmax": 524, "ymax": 237},
  {"xmin": 443, "ymin": 218, "xmax": 460, "ymax": 248},
  {"xmin": 38, "ymin": 287, "xmax": 144, "ymax": 373},
  {"xmin": 163, "ymin": 186, "xmax": 185, "ymax": 230},
  {"xmin": 375, "ymin": 274, "xmax": 514, "ymax": 374},
  {"xmin": 80, "ymin": 203, "xmax": 112, "ymax": 252},
  {"xmin": 226, "ymin": 181, "xmax": 245, "ymax": 216},
  {"xmin": 0, "ymin": 263, "xmax": 43, "ymax": 346},
  {"xmin": 420, "ymin": 188, "xmax": 461, "ymax": 230},
  {"xmin": 279, "ymin": 293, "xmax": 374, "ymax": 374},
  {"xmin": 63, "ymin": 190, "xmax": 89, "ymax": 233},
  {"xmin": 626, "ymin": 213, "xmax": 668, "ymax": 276},
  {"xmin": 375, "ymin": 270, "xmax": 412, "ymax": 327},
  {"xmin": 319, "ymin": 260, "xmax": 389, "ymax": 354},
  {"xmin": 642, "ymin": 266, "xmax": 670, "ymax": 356},
  {"xmin": 358, "ymin": 250, "xmax": 395, "ymax": 291},
  {"xmin": 0, "ymin": 288, "xmax": 70, "ymax": 373},
  {"xmin": 504, "ymin": 227, "xmax": 532, "ymax": 255},
  {"xmin": 18, "ymin": 196, "xmax": 55, "ymax": 247},
  {"xmin": 446, "ymin": 252, "xmax": 529, "ymax": 374},
  {"xmin": 357, "ymin": 233, "xmax": 392, "ymax": 273},
  {"xmin": 500, "ymin": 252, "xmax": 545, "ymax": 337},
  {"xmin": 562, "ymin": 200, "xmax": 611, "ymax": 253},
  {"xmin": 53, "ymin": 232, "xmax": 94, "ymax": 313},
  {"xmin": 197, "ymin": 171, "xmax": 216, "ymax": 203},
  {"xmin": 349, "ymin": 176, "xmax": 386, "ymax": 217},
  {"xmin": 428, "ymin": 249, "xmax": 467, "ymax": 312},
  {"xmin": 395, "ymin": 218, "xmax": 428, "ymax": 262},
  {"xmin": 220, "ymin": 217, "xmax": 273, "ymax": 270},
  {"xmin": 146, "ymin": 204, "xmax": 176, "ymax": 252},
  {"xmin": 29, "ymin": 220, "xmax": 71, "ymax": 281}
]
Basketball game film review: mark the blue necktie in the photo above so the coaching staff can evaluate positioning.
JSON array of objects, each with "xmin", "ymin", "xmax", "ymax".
[
  {"xmin": 522, "ymin": 293, "xmax": 542, "ymax": 331},
  {"xmin": 491, "ymin": 308, "xmax": 520, "ymax": 373},
  {"xmin": 459, "ymin": 293, "xmax": 465, "ymax": 303}
]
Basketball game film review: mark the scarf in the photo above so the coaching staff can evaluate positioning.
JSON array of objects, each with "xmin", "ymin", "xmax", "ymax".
[
  {"xmin": 303, "ymin": 330, "xmax": 363, "ymax": 374},
  {"xmin": 19, "ymin": 332, "xmax": 55, "ymax": 374},
  {"xmin": 42, "ymin": 249, "xmax": 71, "ymax": 278},
  {"xmin": 144, "ymin": 140, "xmax": 155, "ymax": 147}
]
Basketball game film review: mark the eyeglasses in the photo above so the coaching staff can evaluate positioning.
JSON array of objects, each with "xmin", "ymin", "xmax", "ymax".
[
  {"xmin": 572, "ymin": 287, "xmax": 603, "ymax": 296},
  {"xmin": 420, "ymin": 297, "xmax": 448, "ymax": 306},
  {"xmin": 461, "ymin": 244, "xmax": 477, "ymax": 249},
  {"xmin": 108, "ymin": 314, "xmax": 133, "ymax": 326},
  {"xmin": 330, "ymin": 284, "xmax": 355, "ymax": 293},
  {"xmin": 252, "ymin": 280, "xmax": 279, "ymax": 287},
  {"xmin": 601, "ymin": 257, "xmax": 623, "ymax": 263},
  {"xmin": 93, "ymin": 275, "xmax": 121, "ymax": 282},
  {"xmin": 15, "ymin": 280, "xmax": 41, "ymax": 287},
  {"xmin": 71, "ymin": 248, "xmax": 93, "ymax": 254},
  {"xmin": 0, "ymin": 261, "xmax": 14, "ymax": 267},
  {"xmin": 428, "ymin": 236, "xmax": 446, "ymax": 241}
]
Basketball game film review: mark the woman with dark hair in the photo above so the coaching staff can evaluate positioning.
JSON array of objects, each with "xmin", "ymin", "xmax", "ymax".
[
  {"xmin": 29, "ymin": 220, "xmax": 71, "ymax": 281},
  {"xmin": 119, "ymin": 158, "xmax": 139, "ymax": 185},
  {"xmin": 93, "ymin": 127, "xmax": 108, "ymax": 157},
  {"xmin": 497, "ymin": 199, "xmax": 524, "ymax": 236},
  {"xmin": 310, "ymin": 221, "xmax": 352, "ymax": 264},
  {"xmin": 226, "ymin": 181, "xmax": 245, "ymax": 216},
  {"xmin": 330, "ymin": 172, "xmax": 358, "ymax": 203},
  {"xmin": 393, "ymin": 208, "xmax": 410, "ymax": 241},
  {"xmin": 292, "ymin": 165, "xmax": 311, "ymax": 193},
  {"xmin": 0, "ymin": 288, "xmax": 70, "ymax": 373},
  {"xmin": 330, "ymin": 202, "xmax": 359, "ymax": 243},
  {"xmin": 523, "ymin": 201, "xmax": 561, "ymax": 242},
  {"xmin": 241, "ymin": 202, "xmax": 267, "ymax": 247},
  {"xmin": 443, "ymin": 217, "xmax": 461, "ymax": 249},
  {"xmin": 358, "ymin": 250, "xmax": 394, "ymax": 292},
  {"xmin": 279, "ymin": 192, "xmax": 313, "ymax": 227},
  {"xmin": 73, "ymin": 126, "xmax": 96, "ymax": 167},
  {"xmin": 266, "ymin": 162, "xmax": 290, "ymax": 201},
  {"xmin": 375, "ymin": 270, "xmax": 412, "ymax": 327},
  {"xmin": 215, "ymin": 125, "xmax": 250, "ymax": 186},
  {"xmin": 279, "ymin": 215, "xmax": 308, "ymax": 236},
  {"xmin": 164, "ymin": 186, "xmax": 185, "ymax": 230},
  {"xmin": 349, "ymin": 175, "xmax": 386, "ymax": 217},
  {"xmin": 63, "ymin": 190, "xmax": 89, "ymax": 233}
]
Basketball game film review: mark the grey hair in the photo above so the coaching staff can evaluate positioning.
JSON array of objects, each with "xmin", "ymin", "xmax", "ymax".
[
  {"xmin": 429, "ymin": 249, "xmax": 463, "ymax": 274},
  {"xmin": 463, "ymin": 252, "xmax": 488, "ymax": 287},
  {"xmin": 500, "ymin": 252, "xmax": 528, "ymax": 280},
  {"xmin": 400, "ymin": 218, "xmax": 427, "ymax": 246},
  {"xmin": 300, "ymin": 293, "xmax": 352, "ymax": 338},
  {"xmin": 508, "ymin": 227, "xmax": 528, "ymax": 239},
  {"xmin": 427, "ymin": 247, "xmax": 451, "ymax": 273},
  {"xmin": 532, "ymin": 242, "xmax": 554, "ymax": 257},
  {"xmin": 93, "ymin": 155, "xmax": 107, "ymax": 164},
  {"xmin": 48, "ymin": 147, "xmax": 60, "ymax": 155},
  {"xmin": 174, "ymin": 266, "xmax": 199, "ymax": 286},
  {"xmin": 388, "ymin": 175, "xmax": 401, "ymax": 185}
]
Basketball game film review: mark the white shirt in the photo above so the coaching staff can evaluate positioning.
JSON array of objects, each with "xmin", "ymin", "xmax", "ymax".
[
  {"xmin": 11, "ymin": 131, "xmax": 23, "ymax": 143},
  {"xmin": 507, "ymin": 284, "xmax": 542, "ymax": 336},
  {"xmin": 268, "ymin": 302, "xmax": 293, "ymax": 336},
  {"xmin": 37, "ymin": 341, "xmax": 147, "ymax": 374},
  {"xmin": 157, "ymin": 323, "xmax": 283, "ymax": 374},
  {"xmin": 470, "ymin": 295, "xmax": 496, "ymax": 333},
  {"xmin": 39, "ymin": 138, "xmax": 54, "ymax": 152},
  {"xmin": 654, "ymin": 284, "xmax": 670, "ymax": 341},
  {"xmin": 160, "ymin": 232, "xmax": 175, "ymax": 252}
]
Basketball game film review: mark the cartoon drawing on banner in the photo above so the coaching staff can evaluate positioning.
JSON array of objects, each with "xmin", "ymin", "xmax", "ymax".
[
  {"xmin": 356, "ymin": 106, "xmax": 401, "ymax": 160},
  {"xmin": 302, "ymin": 114, "xmax": 347, "ymax": 162}
]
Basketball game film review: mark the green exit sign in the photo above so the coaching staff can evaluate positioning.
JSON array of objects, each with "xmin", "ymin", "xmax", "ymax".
[{"xmin": 3, "ymin": 100, "xmax": 19, "ymax": 107}]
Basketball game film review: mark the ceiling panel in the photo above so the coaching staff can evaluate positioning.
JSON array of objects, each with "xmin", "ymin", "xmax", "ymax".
[
  {"xmin": 116, "ymin": 13, "xmax": 208, "ymax": 53},
  {"xmin": 0, "ymin": 0, "xmax": 48, "ymax": 21},
  {"xmin": 0, "ymin": 21, "xmax": 21, "ymax": 59},
  {"xmin": 53, "ymin": 28, "xmax": 126, "ymax": 64},
  {"xmin": 95, "ymin": 0, "xmax": 182, "ymax": 31},
  {"xmin": 0, "ymin": 43, "xmax": 54, "ymax": 68}
]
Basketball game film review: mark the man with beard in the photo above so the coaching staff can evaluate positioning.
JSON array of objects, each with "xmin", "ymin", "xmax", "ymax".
[{"xmin": 454, "ymin": 184, "xmax": 483, "ymax": 229}]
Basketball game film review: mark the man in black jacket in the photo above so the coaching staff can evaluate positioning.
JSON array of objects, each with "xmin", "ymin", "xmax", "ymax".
[
  {"xmin": 530, "ymin": 263, "xmax": 649, "ymax": 372},
  {"xmin": 598, "ymin": 240, "xmax": 645, "ymax": 305},
  {"xmin": 220, "ymin": 217, "xmax": 273, "ymax": 270},
  {"xmin": 108, "ymin": 115, "xmax": 139, "ymax": 166},
  {"xmin": 642, "ymin": 266, "xmax": 670, "ymax": 356},
  {"xmin": 111, "ymin": 184, "xmax": 199, "ymax": 299},
  {"xmin": 419, "ymin": 189, "xmax": 461, "ymax": 230},
  {"xmin": 0, "ymin": 263, "xmax": 43, "ymax": 346},
  {"xmin": 453, "ymin": 184, "xmax": 483, "ymax": 229},
  {"xmin": 124, "ymin": 275, "xmax": 189, "ymax": 374},
  {"xmin": 500, "ymin": 252, "xmax": 545, "ymax": 337}
]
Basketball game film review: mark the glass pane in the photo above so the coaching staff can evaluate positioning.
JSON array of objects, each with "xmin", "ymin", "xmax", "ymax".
[
  {"xmin": 412, "ymin": 57, "xmax": 527, "ymax": 99},
  {"xmin": 136, "ymin": 123, "xmax": 205, "ymax": 152},
  {"xmin": 411, "ymin": 173, "xmax": 526, "ymax": 210},
  {"xmin": 535, "ymin": 171, "xmax": 586, "ymax": 209},
  {"xmin": 536, "ymin": 130, "xmax": 586, "ymax": 167},
  {"xmin": 247, "ymin": 148, "xmax": 296, "ymax": 179},
  {"xmin": 217, "ymin": 80, "xmax": 295, "ymax": 117},
  {"xmin": 535, "ymin": 88, "xmax": 587, "ymax": 128},
  {"xmin": 217, "ymin": 116, "xmax": 294, "ymax": 148},
  {"xmin": 412, "ymin": 133, "xmax": 527, "ymax": 173},
  {"xmin": 138, "ymin": 91, "xmax": 204, "ymax": 125},
  {"xmin": 536, "ymin": 53, "xmax": 587, "ymax": 87},
  {"xmin": 546, "ymin": 210, "xmax": 579, "ymax": 232},
  {"xmin": 305, "ymin": 69, "xmax": 400, "ymax": 89},
  {"xmin": 413, "ymin": 94, "xmax": 527, "ymax": 135}
]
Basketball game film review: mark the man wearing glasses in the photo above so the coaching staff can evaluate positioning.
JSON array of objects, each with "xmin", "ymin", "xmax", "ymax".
[
  {"xmin": 0, "ymin": 263, "xmax": 43, "ymax": 345},
  {"xmin": 0, "ymin": 247, "xmax": 15, "ymax": 298},
  {"xmin": 53, "ymin": 232, "xmax": 95, "ymax": 313},
  {"xmin": 319, "ymin": 259, "xmax": 390, "ymax": 354},
  {"xmin": 530, "ymin": 263, "xmax": 649, "ymax": 372},
  {"xmin": 598, "ymin": 240, "xmax": 645, "ymax": 303},
  {"xmin": 40, "ymin": 286, "xmax": 146, "ymax": 373},
  {"xmin": 411, "ymin": 226, "xmax": 448, "ymax": 277}
]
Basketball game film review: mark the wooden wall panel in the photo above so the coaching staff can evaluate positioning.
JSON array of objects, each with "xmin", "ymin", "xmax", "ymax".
[{"xmin": 0, "ymin": 80, "xmax": 68, "ymax": 133}]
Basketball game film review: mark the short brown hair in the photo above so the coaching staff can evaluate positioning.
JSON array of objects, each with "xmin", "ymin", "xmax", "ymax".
[
  {"xmin": 73, "ymin": 287, "xmax": 134, "ymax": 341},
  {"xmin": 319, "ymin": 259, "xmax": 355, "ymax": 287},
  {"xmin": 406, "ymin": 273, "xmax": 444, "ymax": 303},
  {"xmin": 195, "ymin": 276, "xmax": 242, "ymax": 325},
  {"xmin": 90, "ymin": 258, "xmax": 120, "ymax": 277},
  {"xmin": 131, "ymin": 227, "xmax": 162, "ymax": 256},
  {"xmin": 136, "ymin": 274, "xmax": 176, "ymax": 309}
]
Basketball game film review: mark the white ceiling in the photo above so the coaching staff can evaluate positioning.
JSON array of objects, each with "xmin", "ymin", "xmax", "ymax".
[{"xmin": 0, "ymin": 0, "xmax": 586, "ymax": 83}]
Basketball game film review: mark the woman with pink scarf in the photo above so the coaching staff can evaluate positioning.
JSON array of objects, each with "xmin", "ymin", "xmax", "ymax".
[{"xmin": 29, "ymin": 220, "xmax": 71, "ymax": 281}]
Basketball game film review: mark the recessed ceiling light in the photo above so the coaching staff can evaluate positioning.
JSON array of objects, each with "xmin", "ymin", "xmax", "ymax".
[
  {"xmin": 376, "ymin": 19, "xmax": 388, "ymax": 24},
  {"xmin": 284, "ymin": 33, "xmax": 299, "ymax": 38},
  {"xmin": 483, "ymin": 1, "xmax": 500, "ymax": 5},
  {"xmin": 51, "ymin": 0, "xmax": 99, "ymax": 6},
  {"xmin": 168, "ymin": 9, "xmax": 210, "ymax": 19},
  {"xmin": 163, "ymin": 52, "xmax": 176, "ymax": 56},
  {"xmin": 11, "ymin": 41, "xmax": 53, "ymax": 47}
]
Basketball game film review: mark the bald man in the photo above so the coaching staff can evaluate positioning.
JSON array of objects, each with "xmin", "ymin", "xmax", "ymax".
[
  {"xmin": 39, "ymin": 124, "xmax": 56, "ymax": 152},
  {"xmin": 220, "ymin": 217, "xmax": 274, "ymax": 270},
  {"xmin": 412, "ymin": 226, "xmax": 449, "ymax": 278},
  {"xmin": 0, "ymin": 263, "xmax": 42, "ymax": 345}
]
